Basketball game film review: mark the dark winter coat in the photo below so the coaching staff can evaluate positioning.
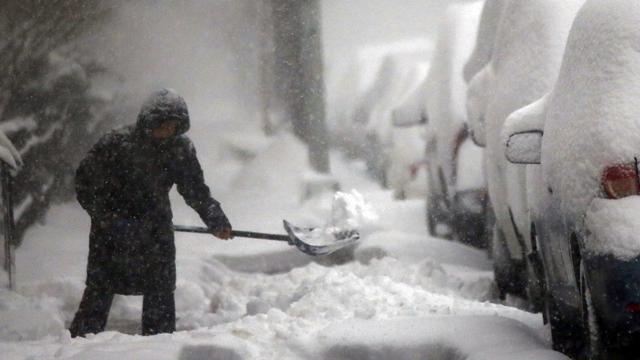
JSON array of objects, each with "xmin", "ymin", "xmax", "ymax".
[{"xmin": 75, "ymin": 89, "xmax": 230, "ymax": 295}]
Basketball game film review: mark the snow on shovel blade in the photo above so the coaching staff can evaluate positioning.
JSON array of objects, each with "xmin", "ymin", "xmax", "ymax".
[{"xmin": 283, "ymin": 220, "xmax": 360, "ymax": 256}]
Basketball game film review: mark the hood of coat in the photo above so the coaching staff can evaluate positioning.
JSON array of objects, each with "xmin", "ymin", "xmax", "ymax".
[{"xmin": 136, "ymin": 88, "xmax": 190, "ymax": 138}]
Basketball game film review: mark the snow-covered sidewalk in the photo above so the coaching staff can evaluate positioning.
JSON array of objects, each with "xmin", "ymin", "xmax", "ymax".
[{"xmin": 1, "ymin": 134, "xmax": 567, "ymax": 359}]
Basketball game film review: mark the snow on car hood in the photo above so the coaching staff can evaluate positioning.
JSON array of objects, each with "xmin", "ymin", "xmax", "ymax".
[
  {"xmin": 586, "ymin": 197, "xmax": 640, "ymax": 260},
  {"xmin": 543, "ymin": 0, "xmax": 640, "ymax": 220}
]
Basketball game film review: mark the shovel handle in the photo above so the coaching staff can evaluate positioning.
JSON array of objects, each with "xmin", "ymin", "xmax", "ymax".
[{"xmin": 173, "ymin": 224, "xmax": 290, "ymax": 242}]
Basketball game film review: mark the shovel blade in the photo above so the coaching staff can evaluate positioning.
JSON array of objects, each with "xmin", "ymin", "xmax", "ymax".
[{"xmin": 283, "ymin": 220, "xmax": 360, "ymax": 256}]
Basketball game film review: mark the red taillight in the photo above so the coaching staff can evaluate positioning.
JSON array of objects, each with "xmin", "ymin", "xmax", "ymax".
[
  {"xmin": 626, "ymin": 303, "xmax": 640, "ymax": 313},
  {"xmin": 453, "ymin": 126, "xmax": 468, "ymax": 158},
  {"xmin": 602, "ymin": 163, "xmax": 640, "ymax": 199},
  {"xmin": 409, "ymin": 164, "xmax": 419, "ymax": 178}
]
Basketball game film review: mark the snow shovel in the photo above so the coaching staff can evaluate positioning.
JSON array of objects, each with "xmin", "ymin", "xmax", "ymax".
[{"xmin": 173, "ymin": 220, "xmax": 359, "ymax": 256}]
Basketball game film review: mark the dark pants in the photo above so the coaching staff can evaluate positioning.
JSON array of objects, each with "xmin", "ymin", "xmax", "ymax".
[{"xmin": 69, "ymin": 286, "xmax": 175, "ymax": 337}]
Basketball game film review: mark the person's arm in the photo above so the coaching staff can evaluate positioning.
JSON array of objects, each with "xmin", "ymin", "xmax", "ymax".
[
  {"xmin": 75, "ymin": 134, "xmax": 120, "ymax": 219},
  {"xmin": 175, "ymin": 138, "xmax": 232, "ymax": 239}
]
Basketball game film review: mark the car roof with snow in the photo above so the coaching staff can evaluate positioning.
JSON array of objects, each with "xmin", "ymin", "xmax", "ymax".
[
  {"xmin": 425, "ymin": 0, "xmax": 482, "ymax": 135},
  {"xmin": 463, "ymin": 0, "xmax": 507, "ymax": 83},
  {"xmin": 468, "ymin": 0, "xmax": 584, "ymax": 148}
]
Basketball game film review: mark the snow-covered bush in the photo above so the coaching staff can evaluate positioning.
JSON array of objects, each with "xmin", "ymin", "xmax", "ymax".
[{"xmin": 0, "ymin": 1, "xmax": 122, "ymax": 244}]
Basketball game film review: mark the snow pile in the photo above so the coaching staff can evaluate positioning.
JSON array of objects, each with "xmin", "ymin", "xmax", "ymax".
[
  {"xmin": 585, "ymin": 197, "xmax": 640, "ymax": 260},
  {"xmin": 313, "ymin": 316, "xmax": 568, "ymax": 360},
  {"xmin": 543, "ymin": 0, "xmax": 640, "ymax": 221},
  {"xmin": 0, "ymin": 124, "xmax": 565, "ymax": 359},
  {"xmin": 331, "ymin": 190, "xmax": 378, "ymax": 232},
  {"xmin": 0, "ymin": 289, "xmax": 65, "ymax": 341}
]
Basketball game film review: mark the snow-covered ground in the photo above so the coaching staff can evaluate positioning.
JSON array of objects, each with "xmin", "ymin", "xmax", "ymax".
[{"xmin": 0, "ymin": 132, "xmax": 567, "ymax": 359}]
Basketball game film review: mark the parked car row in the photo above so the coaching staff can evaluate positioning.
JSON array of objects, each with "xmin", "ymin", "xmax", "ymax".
[
  {"xmin": 329, "ymin": 40, "xmax": 432, "ymax": 197},
  {"xmin": 331, "ymin": 3, "xmax": 640, "ymax": 355},
  {"xmin": 501, "ymin": 0, "xmax": 640, "ymax": 357},
  {"xmin": 459, "ymin": 0, "xmax": 640, "ymax": 357},
  {"xmin": 394, "ymin": 1, "xmax": 490, "ymax": 249},
  {"xmin": 385, "ymin": 0, "xmax": 640, "ymax": 357}
]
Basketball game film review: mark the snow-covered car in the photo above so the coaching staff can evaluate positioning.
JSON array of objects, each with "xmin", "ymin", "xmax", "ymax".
[
  {"xmin": 359, "ymin": 57, "xmax": 430, "ymax": 187},
  {"xmin": 504, "ymin": 0, "xmax": 640, "ymax": 356},
  {"xmin": 331, "ymin": 40, "xmax": 431, "ymax": 166},
  {"xmin": 386, "ymin": 68, "xmax": 430, "ymax": 199},
  {"xmin": 419, "ymin": 0, "xmax": 487, "ymax": 247},
  {"xmin": 466, "ymin": 0, "xmax": 584, "ymax": 299}
]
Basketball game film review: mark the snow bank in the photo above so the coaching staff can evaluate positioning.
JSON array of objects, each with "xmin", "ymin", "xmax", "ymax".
[
  {"xmin": 0, "ymin": 289, "xmax": 65, "ymax": 341},
  {"xmin": 543, "ymin": 0, "xmax": 640, "ymax": 220},
  {"xmin": 585, "ymin": 197, "xmax": 640, "ymax": 260},
  {"xmin": 1, "ymin": 120, "xmax": 562, "ymax": 359},
  {"xmin": 312, "ymin": 316, "xmax": 568, "ymax": 360}
]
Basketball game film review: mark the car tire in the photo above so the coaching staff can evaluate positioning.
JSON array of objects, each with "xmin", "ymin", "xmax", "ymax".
[
  {"xmin": 543, "ymin": 292, "xmax": 581, "ymax": 357},
  {"xmin": 426, "ymin": 195, "xmax": 437, "ymax": 236},
  {"xmin": 492, "ymin": 226, "xmax": 525, "ymax": 299},
  {"xmin": 425, "ymin": 190, "xmax": 452, "ymax": 239},
  {"xmin": 581, "ymin": 260, "xmax": 604, "ymax": 359},
  {"xmin": 525, "ymin": 226, "xmax": 545, "ymax": 312}
]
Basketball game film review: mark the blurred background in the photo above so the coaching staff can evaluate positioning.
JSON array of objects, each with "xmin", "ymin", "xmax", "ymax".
[{"xmin": 0, "ymin": 0, "xmax": 458, "ymax": 253}]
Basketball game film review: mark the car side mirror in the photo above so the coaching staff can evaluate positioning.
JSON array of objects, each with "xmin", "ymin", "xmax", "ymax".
[
  {"xmin": 505, "ymin": 130, "xmax": 543, "ymax": 164},
  {"xmin": 392, "ymin": 110, "xmax": 428, "ymax": 128}
]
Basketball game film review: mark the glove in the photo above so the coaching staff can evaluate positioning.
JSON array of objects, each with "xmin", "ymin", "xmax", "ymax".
[{"xmin": 204, "ymin": 204, "xmax": 233, "ymax": 240}]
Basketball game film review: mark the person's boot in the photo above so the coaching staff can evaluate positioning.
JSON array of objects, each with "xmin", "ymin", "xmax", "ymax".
[
  {"xmin": 69, "ymin": 287, "xmax": 114, "ymax": 337},
  {"xmin": 142, "ymin": 291, "xmax": 175, "ymax": 335}
]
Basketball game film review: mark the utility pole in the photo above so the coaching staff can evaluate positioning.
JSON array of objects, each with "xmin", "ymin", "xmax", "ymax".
[
  {"xmin": 270, "ymin": 0, "xmax": 330, "ymax": 173},
  {"xmin": 2, "ymin": 163, "xmax": 15, "ymax": 290},
  {"xmin": 257, "ymin": 0, "xmax": 277, "ymax": 135}
]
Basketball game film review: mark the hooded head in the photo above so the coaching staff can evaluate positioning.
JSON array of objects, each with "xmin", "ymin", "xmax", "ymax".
[{"xmin": 136, "ymin": 88, "xmax": 190, "ymax": 139}]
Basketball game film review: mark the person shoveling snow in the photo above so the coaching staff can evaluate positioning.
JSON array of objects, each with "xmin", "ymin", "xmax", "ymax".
[
  {"xmin": 69, "ymin": 89, "xmax": 362, "ymax": 338},
  {"xmin": 70, "ymin": 88, "xmax": 233, "ymax": 337}
]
